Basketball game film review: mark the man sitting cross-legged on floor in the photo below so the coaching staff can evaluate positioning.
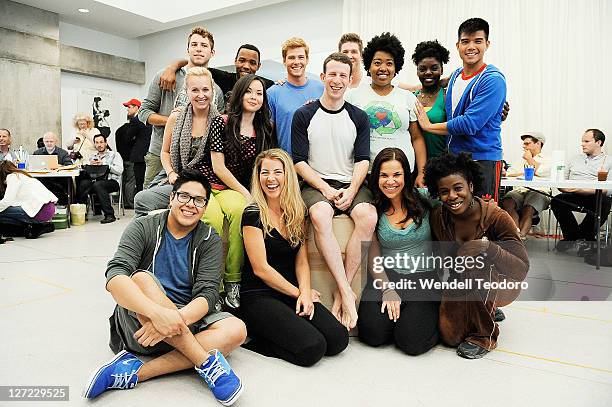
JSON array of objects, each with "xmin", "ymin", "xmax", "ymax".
[{"xmin": 83, "ymin": 169, "xmax": 246, "ymax": 406}]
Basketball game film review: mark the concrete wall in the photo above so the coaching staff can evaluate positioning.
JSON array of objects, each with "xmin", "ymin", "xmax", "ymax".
[
  {"xmin": 0, "ymin": 0, "xmax": 61, "ymax": 151},
  {"xmin": 59, "ymin": 21, "xmax": 141, "ymax": 61}
]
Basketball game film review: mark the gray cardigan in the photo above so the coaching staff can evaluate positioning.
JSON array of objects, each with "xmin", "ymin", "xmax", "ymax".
[{"xmin": 105, "ymin": 210, "xmax": 222, "ymax": 311}]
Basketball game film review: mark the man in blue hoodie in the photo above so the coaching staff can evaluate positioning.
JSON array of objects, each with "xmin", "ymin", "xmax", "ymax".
[{"xmin": 416, "ymin": 17, "xmax": 506, "ymax": 202}]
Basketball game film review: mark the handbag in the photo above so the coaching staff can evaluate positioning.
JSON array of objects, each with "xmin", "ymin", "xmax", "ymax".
[{"xmin": 83, "ymin": 164, "xmax": 110, "ymax": 181}]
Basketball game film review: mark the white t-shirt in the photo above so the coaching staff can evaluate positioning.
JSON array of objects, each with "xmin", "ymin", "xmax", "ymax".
[
  {"xmin": 346, "ymin": 83, "xmax": 418, "ymax": 168},
  {"xmin": 451, "ymin": 75, "xmax": 475, "ymax": 116}
]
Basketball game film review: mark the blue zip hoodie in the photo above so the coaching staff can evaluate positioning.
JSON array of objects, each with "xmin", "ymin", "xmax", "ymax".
[{"xmin": 446, "ymin": 64, "xmax": 506, "ymax": 161}]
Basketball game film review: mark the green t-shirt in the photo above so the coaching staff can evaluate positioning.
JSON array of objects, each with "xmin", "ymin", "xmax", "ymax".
[{"xmin": 414, "ymin": 88, "xmax": 447, "ymax": 159}]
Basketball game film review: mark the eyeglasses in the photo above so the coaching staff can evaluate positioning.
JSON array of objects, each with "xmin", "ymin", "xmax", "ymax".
[{"xmin": 174, "ymin": 191, "xmax": 208, "ymax": 208}]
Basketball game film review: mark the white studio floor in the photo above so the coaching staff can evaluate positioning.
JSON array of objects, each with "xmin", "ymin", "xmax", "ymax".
[{"xmin": 1, "ymin": 212, "xmax": 611, "ymax": 407}]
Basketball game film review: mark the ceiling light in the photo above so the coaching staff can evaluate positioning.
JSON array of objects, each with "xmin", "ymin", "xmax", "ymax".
[{"xmin": 78, "ymin": 8, "xmax": 90, "ymax": 13}]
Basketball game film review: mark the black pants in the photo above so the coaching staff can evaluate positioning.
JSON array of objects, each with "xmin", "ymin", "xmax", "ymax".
[
  {"xmin": 358, "ymin": 290, "xmax": 439, "ymax": 355},
  {"xmin": 39, "ymin": 179, "xmax": 68, "ymax": 205},
  {"xmin": 475, "ymin": 160, "xmax": 502, "ymax": 202},
  {"xmin": 551, "ymin": 192, "xmax": 612, "ymax": 241},
  {"xmin": 240, "ymin": 293, "xmax": 349, "ymax": 367},
  {"xmin": 77, "ymin": 179, "xmax": 119, "ymax": 216},
  {"xmin": 134, "ymin": 162, "xmax": 146, "ymax": 194}
]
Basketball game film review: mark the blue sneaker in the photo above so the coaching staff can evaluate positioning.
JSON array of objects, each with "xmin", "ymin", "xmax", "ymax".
[
  {"xmin": 195, "ymin": 349, "xmax": 243, "ymax": 406},
  {"xmin": 82, "ymin": 350, "xmax": 143, "ymax": 399}
]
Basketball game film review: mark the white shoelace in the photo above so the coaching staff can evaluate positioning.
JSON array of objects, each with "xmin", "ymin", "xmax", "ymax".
[
  {"xmin": 109, "ymin": 371, "xmax": 138, "ymax": 390},
  {"xmin": 196, "ymin": 358, "xmax": 227, "ymax": 388}
]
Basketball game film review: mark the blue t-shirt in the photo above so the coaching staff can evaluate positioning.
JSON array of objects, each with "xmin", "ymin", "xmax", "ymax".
[
  {"xmin": 267, "ymin": 79, "xmax": 324, "ymax": 154},
  {"xmin": 150, "ymin": 229, "xmax": 193, "ymax": 306}
]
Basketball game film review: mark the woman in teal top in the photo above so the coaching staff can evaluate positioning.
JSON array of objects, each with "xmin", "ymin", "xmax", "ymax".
[
  {"xmin": 412, "ymin": 40, "xmax": 450, "ymax": 159},
  {"xmin": 357, "ymin": 147, "xmax": 440, "ymax": 355}
]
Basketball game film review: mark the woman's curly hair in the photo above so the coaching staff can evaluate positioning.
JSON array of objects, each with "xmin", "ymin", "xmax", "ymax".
[
  {"xmin": 362, "ymin": 32, "xmax": 405, "ymax": 75},
  {"xmin": 411, "ymin": 40, "xmax": 450, "ymax": 66},
  {"xmin": 424, "ymin": 152, "xmax": 484, "ymax": 198}
]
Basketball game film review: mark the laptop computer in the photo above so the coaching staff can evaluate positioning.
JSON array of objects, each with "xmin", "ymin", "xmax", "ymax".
[{"xmin": 28, "ymin": 155, "xmax": 59, "ymax": 171}]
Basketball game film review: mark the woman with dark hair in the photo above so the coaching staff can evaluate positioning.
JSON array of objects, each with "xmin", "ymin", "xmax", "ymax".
[
  {"xmin": 207, "ymin": 74, "xmax": 277, "ymax": 308},
  {"xmin": 240, "ymin": 149, "xmax": 348, "ymax": 366},
  {"xmin": 0, "ymin": 160, "xmax": 56, "ymax": 238},
  {"xmin": 424, "ymin": 152, "xmax": 529, "ymax": 359},
  {"xmin": 412, "ymin": 40, "xmax": 450, "ymax": 159},
  {"xmin": 357, "ymin": 147, "xmax": 439, "ymax": 355},
  {"xmin": 346, "ymin": 33, "xmax": 426, "ymax": 186}
]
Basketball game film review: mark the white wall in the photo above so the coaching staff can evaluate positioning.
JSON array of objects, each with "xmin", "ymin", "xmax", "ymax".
[
  {"xmin": 343, "ymin": 0, "xmax": 612, "ymax": 167},
  {"xmin": 60, "ymin": 72, "xmax": 143, "ymax": 150},
  {"xmin": 58, "ymin": 22, "xmax": 144, "ymax": 150},
  {"xmin": 59, "ymin": 21, "xmax": 142, "ymax": 61},
  {"xmin": 139, "ymin": 0, "xmax": 343, "ymax": 84}
]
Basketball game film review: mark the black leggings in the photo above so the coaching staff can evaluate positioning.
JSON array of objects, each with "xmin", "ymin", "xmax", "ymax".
[
  {"xmin": 240, "ymin": 293, "xmax": 349, "ymax": 367},
  {"xmin": 358, "ymin": 290, "xmax": 439, "ymax": 356}
]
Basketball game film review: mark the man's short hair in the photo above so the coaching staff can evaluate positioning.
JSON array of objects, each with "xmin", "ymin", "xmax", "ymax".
[
  {"xmin": 281, "ymin": 37, "xmax": 309, "ymax": 60},
  {"xmin": 172, "ymin": 169, "xmax": 211, "ymax": 199},
  {"xmin": 93, "ymin": 133, "xmax": 106, "ymax": 143},
  {"xmin": 188, "ymin": 26, "xmax": 214, "ymax": 50},
  {"xmin": 0, "ymin": 128, "xmax": 10, "ymax": 137},
  {"xmin": 323, "ymin": 52, "xmax": 353, "ymax": 76},
  {"xmin": 338, "ymin": 33, "xmax": 363, "ymax": 55},
  {"xmin": 458, "ymin": 17, "xmax": 490, "ymax": 41},
  {"xmin": 235, "ymin": 44, "xmax": 261, "ymax": 63},
  {"xmin": 587, "ymin": 128, "xmax": 606, "ymax": 146}
]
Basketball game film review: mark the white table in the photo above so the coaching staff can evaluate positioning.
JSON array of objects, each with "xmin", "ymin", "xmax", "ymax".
[
  {"xmin": 501, "ymin": 177, "xmax": 612, "ymax": 269},
  {"xmin": 30, "ymin": 170, "xmax": 81, "ymax": 227}
]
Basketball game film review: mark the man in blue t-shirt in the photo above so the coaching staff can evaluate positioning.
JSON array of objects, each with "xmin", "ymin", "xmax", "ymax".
[
  {"xmin": 267, "ymin": 37, "xmax": 324, "ymax": 154},
  {"xmin": 83, "ymin": 169, "xmax": 245, "ymax": 406},
  {"xmin": 416, "ymin": 18, "xmax": 506, "ymax": 202}
]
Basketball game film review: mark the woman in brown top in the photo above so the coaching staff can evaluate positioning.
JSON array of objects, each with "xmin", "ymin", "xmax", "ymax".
[{"xmin": 424, "ymin": 152, "xmax": 529, "ymax": 359}]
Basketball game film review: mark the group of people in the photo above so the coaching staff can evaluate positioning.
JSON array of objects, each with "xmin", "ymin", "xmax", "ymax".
[
  {"xmin": 501, "ymin": 128, "xmax": 610, "ymax": 265},
  {"xmin": 78, "ymin": 17, "xmax": 535, "ymax": 406}
]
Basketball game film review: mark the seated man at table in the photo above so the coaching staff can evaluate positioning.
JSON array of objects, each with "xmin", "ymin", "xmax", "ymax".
[
  {"xmin": 76, "ymin": 134, "xmax": 123, "ymax": 224},
  {"xmin": 552, "ymin": 129, "xmax": 612, "ymax": 253},
  {"xmin": 33, "ymin": 132, "xmax": 73, "ymax": 204},
  {"xmin": 502, "ymin": 131, "xmax": 551, "ymax": 240},
  {"xmin": 0, "ymin": 128, "xmax": 16, "ymax": 161}
]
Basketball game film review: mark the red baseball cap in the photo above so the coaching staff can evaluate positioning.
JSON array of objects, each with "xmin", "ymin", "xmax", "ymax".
[{"xmin": 122, "ymin": 98, "xmax": 141, "ymax": 107}]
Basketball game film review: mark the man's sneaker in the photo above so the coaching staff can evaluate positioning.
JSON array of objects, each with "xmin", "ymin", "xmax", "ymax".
[
  {"xmin": 224, "ymin": 282, "xmax": 240, "ymax": 309},
  {"xmin": 82, "ymin": 350, "xmax": 143, "ymax": 399},
  {"xmin": 195, "ymin": 349, "xmax": 243, "ymax": 406},
  {"xmin": 101, "ymin": 215, "xmax": 117, "ymax": 224}
]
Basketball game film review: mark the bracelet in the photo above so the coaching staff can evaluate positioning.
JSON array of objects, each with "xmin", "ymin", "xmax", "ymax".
[{"xmin": 168, "ymin": 170, "xmax": 176, "ymax": 177}]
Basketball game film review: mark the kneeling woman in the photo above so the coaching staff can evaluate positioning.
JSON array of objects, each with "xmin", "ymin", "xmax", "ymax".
[
  {"xmin": 424, "ymin": 152, "xmax": 529, "ymax": 359},
  {"xmin": 240, "ymin": 149, "xmax": 348, "ymax": 367},
  {"xmin": 0, "ymin": 161, "xmax": 56, "ymax": 238},
  {"xmin": 358, "ymin": 148, "xmax": 440, "ymax": 356}
]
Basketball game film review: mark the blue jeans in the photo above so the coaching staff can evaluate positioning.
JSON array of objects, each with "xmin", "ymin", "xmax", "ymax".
[{"xmin": 0, "ymin": 207, "xmax": 38, "ymax": 225}]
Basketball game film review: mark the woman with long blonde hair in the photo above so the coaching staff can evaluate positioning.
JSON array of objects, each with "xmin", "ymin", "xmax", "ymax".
[{"xmin": 239, "ymin": 149, "xmax": 348, "ymax": 366}]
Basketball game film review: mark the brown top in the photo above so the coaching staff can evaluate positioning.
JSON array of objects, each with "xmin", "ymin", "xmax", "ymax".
[{"xmin": 430, "ymin": 197, "xmax": 530, "ymax": 306}]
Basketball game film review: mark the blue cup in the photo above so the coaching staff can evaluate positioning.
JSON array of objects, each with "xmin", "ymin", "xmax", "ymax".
[
  {"xmin": 524, "ymin": 167, "xmax": 535, "ymax": 181},
  {"xmin": 17, "ymin": 162, "xmax": 26, "ymax": 170}
]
